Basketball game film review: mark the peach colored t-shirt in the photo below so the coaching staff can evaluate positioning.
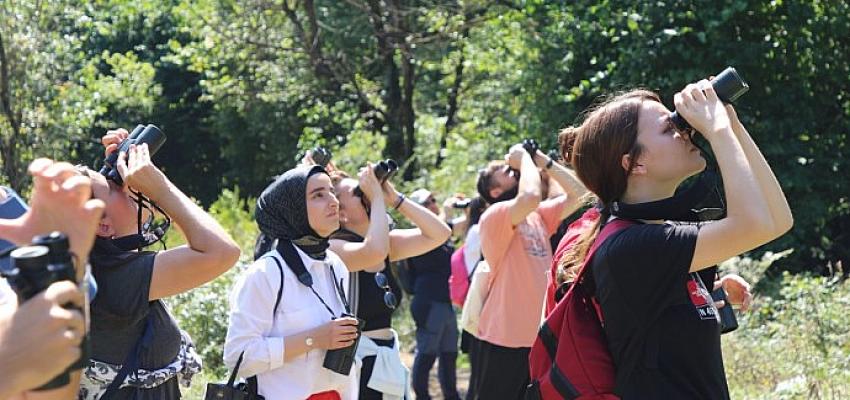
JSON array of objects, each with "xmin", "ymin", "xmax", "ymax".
[{"xmin": 478, "ymin": 197, "xmax": 567, "ymax": 348}]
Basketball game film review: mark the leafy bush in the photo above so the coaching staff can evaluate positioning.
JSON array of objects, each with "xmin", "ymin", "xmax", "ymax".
[{"xmin": 723, "ymin": 256, "xmax": 850, "ymax": 399}]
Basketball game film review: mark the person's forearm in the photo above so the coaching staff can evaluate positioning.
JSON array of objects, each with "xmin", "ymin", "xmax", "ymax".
[
  {"xmin": 283, "ymin": 330, "xmax": 317, "ymax": 362},
  {"xmin": 545, "ymin": 160, "xmax": 587, "ymax": 201},
  {"xmin": 148, "ymin": 179, "xmax": 236, "ymax": 253},
  {"xmin": 517, "ymin": 153, "xmax": 542, "ymax": 198},
  {"xmin": 397, "ymin": 199, "xmax": 451, "ymax": 241},
  {"xmin": 0, "ymin": 368, "xmax": 24, "ymax": 400},
  {"xmin": 709, "ymin": 128, "xmax": 774, "ymax": 231},
  {"xmin": 0, "ymin": 218, "xmax": 28, "ymax": 245},
  {"xmin": 364, "ymin": 197, "xmax": 390, "ymax": 256},
  {"xmin": 729, "ymin": 119, "xmax": 793, "ymax": 232}
]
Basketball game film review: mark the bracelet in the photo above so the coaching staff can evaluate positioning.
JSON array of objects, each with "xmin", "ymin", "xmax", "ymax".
[
  {"xmin": 545, "ymin": 157, "xmax": 555, "ymax": 169},
  {"xmin": 393, "ymin": 193, "xmax": 406, "ymax": 210}
]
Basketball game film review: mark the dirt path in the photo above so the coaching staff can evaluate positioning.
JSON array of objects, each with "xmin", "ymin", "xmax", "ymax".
[{"xmin": 400, "ymin": 351, "xmax": 471, "ymax": 399}]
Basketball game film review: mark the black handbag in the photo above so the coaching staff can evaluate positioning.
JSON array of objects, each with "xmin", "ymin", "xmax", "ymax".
[
  {"xmin": 205, "ymin": 255, "xmax": 285, "ymax": 400},
  {"xmin": 204, "ymin": 352, "xmax": 263, "ymax": 400}
]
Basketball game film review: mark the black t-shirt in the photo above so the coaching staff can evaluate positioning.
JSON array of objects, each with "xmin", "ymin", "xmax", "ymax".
[
  {"xmin": 357, "ymin": 264, "xmax": 403, "ymax": 331},
  {"xmin": 90, "ymin": 252, "xmax": 182, "ymax": 398},
  {"xmin": 408, "ymin": 242, "xmax": 453, "ymax": 303},
  {"xmin": 333, "ymin": 229, "xmax": 404, "ymax": 331},
  {"xmin": 591, "ymin": 221, "xmax": 729, "ymax": 400}
]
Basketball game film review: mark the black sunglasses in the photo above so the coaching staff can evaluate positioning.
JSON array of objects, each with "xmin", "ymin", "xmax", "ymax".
[{"xmin": 374, "ymin": 271, "xmax": 398, "ymax": 310}]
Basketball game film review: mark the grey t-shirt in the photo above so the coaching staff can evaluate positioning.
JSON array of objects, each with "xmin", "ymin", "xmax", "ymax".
[{"xmin": 90, "ymin": 251, "xmax": 182, "ymax": 399}]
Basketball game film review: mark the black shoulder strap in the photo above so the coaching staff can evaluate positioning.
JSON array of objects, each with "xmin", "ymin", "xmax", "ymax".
[
  {"xmin": 101, "ymin": 312, "xmax": 155, "ymax": 399},
  {"xmin": 277, "ymin": 240, "xmax": 313, "ymax": 288},
  {"xmin": 276, "ymin": 240, "xmax": 348, "ymax": 317},
  {"xmin": 236, "ymin": 254, "xmax": 286, "ymax": 398},
  {"xmin": 467, "ymin": 255, "xmax": 484, "ymax": 284},
  {"xmin": 265, "ymin": 255, "xmax": 285, "ymax": 316}
]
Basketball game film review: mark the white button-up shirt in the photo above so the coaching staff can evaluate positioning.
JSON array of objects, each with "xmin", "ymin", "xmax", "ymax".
[
  {"xmin": 0, "ymin": 278, "xmax": 11, "ymax": 305},
  {"xmin": 224, "ymin": 246, "xmax": 357, "ymax": 400}
]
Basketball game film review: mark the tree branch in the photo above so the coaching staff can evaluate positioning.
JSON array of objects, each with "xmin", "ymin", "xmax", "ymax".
[{"xmin": 0, "ymin": 31, "xmax": 20, "ymax": 138}]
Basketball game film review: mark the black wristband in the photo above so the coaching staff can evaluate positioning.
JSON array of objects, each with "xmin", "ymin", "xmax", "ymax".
[
  {"xmin": 393, "ymin": 193, "xmax": 406, "ymax": 210},
  {"xmin": 545, "ymin": 157, "xmax": 555, "ymax": 169}
]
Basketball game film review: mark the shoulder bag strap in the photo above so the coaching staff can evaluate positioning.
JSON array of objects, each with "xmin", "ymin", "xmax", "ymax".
[
  {"xmin": 265, "ymin": 255, "xmax": 285, "ymax": 316},
  {"xmin": 468, "ymin": 255, "xmax": 484, "ymax": 284},
  {"xmin": 101, "ymin": 312, "xmax": 155, "ymax": 399},
  {"xmin": 241, "ymin": 254, "xmax": 287, "ymax": 398}
]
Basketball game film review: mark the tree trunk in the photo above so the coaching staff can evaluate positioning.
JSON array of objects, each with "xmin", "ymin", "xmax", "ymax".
[
  {"xmin": 435, "ymin": 31, "xmax": 468, "ymax": 169},
  {"xmin": 0, "ymin": 31, "xmax": 25, "ymax": 192}
]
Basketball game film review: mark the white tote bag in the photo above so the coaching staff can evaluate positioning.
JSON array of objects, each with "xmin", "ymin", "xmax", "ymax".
[{"xmin": 460, "ymin": 260, "xmax": 491, "ymax": 336}]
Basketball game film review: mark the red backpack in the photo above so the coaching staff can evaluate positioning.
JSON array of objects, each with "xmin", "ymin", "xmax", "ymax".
[
  {"xmin": 526, "ymin": 218, "xmax": 635, "ymax": 400},
  {"xmin": 546, "ymin": 208, "xmax": 601, "ymax": 315}
]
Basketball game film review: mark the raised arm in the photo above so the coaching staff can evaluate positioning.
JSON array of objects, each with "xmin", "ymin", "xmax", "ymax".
[
  {"xmin": 533, "ymin": 151, "xmax": 589, "ymax": 219},
  {"xmin": 505, "ymin": 144, "xmax": 543, "ymax": 226},
  {"xmin": 725, "ymin": 104, "xmax": 793, "ymax": 234},
  {"xmin": 441, "ymin": 196, "xmax": 469, "ymax": 237},
  {"xmin": 385, "ymin": 183, "xmax": 451, "ymax": 262},
  {"xmin": 676, "ymin": 80, "xmax": 791, "ymax": 271},
  {"xmin": 114, "ymin": 144, "xmax": 240, "ymax": 300},
  {"xmin": 329, "ymin": 164, "xmax": 390, "ymax": 272}
]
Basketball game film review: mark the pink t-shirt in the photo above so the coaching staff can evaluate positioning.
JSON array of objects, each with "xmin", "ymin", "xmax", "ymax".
[{"xmin": 478, "ymin": 197, "xmax": 567, "ymax": 348}]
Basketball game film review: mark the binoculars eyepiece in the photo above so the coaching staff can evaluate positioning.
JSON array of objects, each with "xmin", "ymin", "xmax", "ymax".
[
  {"xmin": 671, "ymin": 67, "xmax": 750, "ymax": 132},
  {"xmin": 99, "ymin": 124, "xmax": 167, "ymax": 186}
]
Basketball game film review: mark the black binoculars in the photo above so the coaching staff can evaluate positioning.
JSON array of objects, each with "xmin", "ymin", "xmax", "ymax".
[
  {"xmin": 522, "ymin": 139, "xmax": 540, "ymax": 155},
  {"xmin": 322, "ymin": 315, "xmax": 366, "ymax": 375},
  {"xmin": 671, "ymin": 67, "xmax": 750, "ymax": 133},
  {"xmin": 2, "ymin": 232, "xmax": 87, "ymax": 390},
  {"xmin": 353, "ymin": 159, "xmax": 399, "ymax": 198},
  {"xmin": 453, "ymin": 199, "xmax": 472, "ymax": 209},
  {"xmin": 311, "ymin": 147, "xmax": 333, "ymax": 168},
  {"xmin": 711, "ymin": 287, "xmax": 739, "ymax": 334},
  {"xmin": 99, "ymin": 124, "xmax": 167, "ymax": 186}
]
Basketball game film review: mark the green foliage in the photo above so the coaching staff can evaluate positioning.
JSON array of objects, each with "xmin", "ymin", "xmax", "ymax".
[
  {"xmin": 7, "ymin": 0, "xmax": 850, "ymax": 396},
  {"xmin": 724, "ymin": 269, "xmax": 850, "ymax": 399}
]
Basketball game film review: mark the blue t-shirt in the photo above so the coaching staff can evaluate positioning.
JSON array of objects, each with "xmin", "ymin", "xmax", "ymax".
[{"xmin": 408, "ymin": 242, "xmax": 454, "ymax": 303}]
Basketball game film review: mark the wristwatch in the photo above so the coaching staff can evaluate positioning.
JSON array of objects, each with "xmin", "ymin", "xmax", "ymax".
[{"xmin": 305, "ymin": 336, "xmax": 314, "ymax": 347}]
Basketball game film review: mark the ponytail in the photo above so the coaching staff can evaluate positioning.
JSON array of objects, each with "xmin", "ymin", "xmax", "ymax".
[
  {"xmin": 558, "ymin": 126, "xmax": 579, "ymax": 166},
  {"xmin": 556, "ymin": 209, "xmax": 606, "ymax": 286},
  {"xmin": 555, "ymin": 89, "xmax": 661, "ymax": 285}
]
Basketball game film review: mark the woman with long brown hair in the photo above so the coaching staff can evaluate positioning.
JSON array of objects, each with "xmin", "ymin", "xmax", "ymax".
[{"xmin": 553, "ymin": 82, "xmax": 792, "ymax": 398}]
